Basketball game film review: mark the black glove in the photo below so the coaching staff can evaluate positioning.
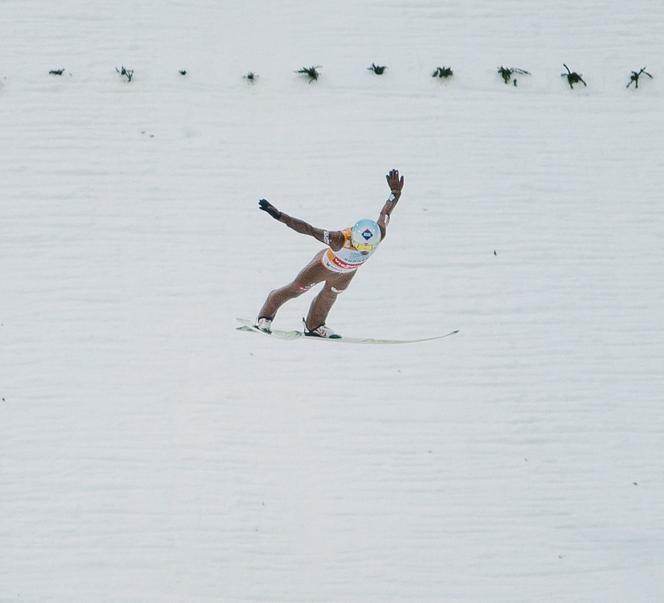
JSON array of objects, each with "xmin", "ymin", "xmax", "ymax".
[{"xmin": 259, "ymin": 199, "xmax": 282, "ymax": 220}]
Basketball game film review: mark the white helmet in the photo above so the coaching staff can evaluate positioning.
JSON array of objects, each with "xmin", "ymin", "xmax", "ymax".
[{"xmin": 351, "ymin": 219, "xmax": 381, "ymax": 252}]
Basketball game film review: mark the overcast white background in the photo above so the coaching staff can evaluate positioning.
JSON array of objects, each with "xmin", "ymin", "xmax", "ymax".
[{"xmin": 1, "ymin": 1, "xmax": 663, "ymax": 601}]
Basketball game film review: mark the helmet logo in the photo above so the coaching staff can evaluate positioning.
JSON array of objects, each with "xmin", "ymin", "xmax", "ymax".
[{"xmin": 361, "ymin": 228, "xmax": 373, "ymax": 241}]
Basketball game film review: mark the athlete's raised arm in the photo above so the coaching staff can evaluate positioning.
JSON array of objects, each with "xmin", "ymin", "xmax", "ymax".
[
  {"xmin": 258, "ymin": 199, "xmax": 344, "ymax": 250},
  {"xmin": 376, "ymin": 169, "xmax": 404, "ymax": 238}
]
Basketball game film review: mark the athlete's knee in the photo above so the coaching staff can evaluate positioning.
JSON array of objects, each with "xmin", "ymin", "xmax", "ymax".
[
  {"xmin": 293, "ymin": 281, "xmax": 316, "ymax": 295},
  {"xmin": 329, "ymin": 278, "xmax": 352, "ymax": 294}
]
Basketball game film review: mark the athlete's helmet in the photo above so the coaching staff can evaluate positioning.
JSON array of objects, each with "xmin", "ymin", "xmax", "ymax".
[{"xmin": 351, "ymin": 219, "xmax": 382, "ymax": 252}]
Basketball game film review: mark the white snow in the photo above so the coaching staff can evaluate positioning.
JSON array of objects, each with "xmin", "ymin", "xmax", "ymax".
[{"xmin": 2, "ymin": 1, "xmax": 664, "ymax": 601}]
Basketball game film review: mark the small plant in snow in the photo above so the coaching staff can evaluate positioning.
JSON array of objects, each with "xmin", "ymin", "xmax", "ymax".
[
  {"xmin": 561, "ymin": 64, "xmax": 586, "ymax": 89},
  {"xmin": 626, "ymin": 67, "xmax": 653, "ymax": 89},
  {"xmin": 244, "ymin": 71, "xmax": 258, "ymax": 82},
  {"xmin": 116, "ymin": 66, "xmax": 134, "ymax": 82},
  {"xmin": 49, "ymin": 68, "xmax": 65, "ymax": 76},
  {"xmin": 179, "ymin": 70, "xmax": 187, "ymax": 76},
  {"xmin": 368, "ymin": 63, "xmax": 387, "ymax": 75},
  {"xmin": 497, "ymin": 66, "xmax": 530, "ymax": 86},
  {"xmin": 296, "ymin": 65, "xmax": 322, "ymax": 82},
  {"xmin": 432, "ymin": 66, "xmax": 454, "ymax": 79}
]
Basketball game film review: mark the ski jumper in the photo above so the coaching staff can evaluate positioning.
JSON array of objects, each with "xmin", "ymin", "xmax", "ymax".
[{"xmin": 256, "ymin": 168, "xmax": 402, "ymax": 332}]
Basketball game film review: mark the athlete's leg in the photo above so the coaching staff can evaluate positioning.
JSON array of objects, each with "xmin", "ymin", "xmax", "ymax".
[
  {"xmin": 305, "ymin": 270, "xmax": 356, "ymax": 329},
  {"xmin": 257, "ymin": 252, "xmax": 328, "ymax": 320}
]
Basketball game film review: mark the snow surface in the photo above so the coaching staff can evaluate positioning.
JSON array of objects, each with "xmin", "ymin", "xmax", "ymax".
[{"xmin": 2, "ymin": 1, "xmax": 664, "ymax": 601}]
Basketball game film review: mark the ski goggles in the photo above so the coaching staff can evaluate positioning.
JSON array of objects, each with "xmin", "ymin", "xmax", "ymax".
[{"xmin": 353, "ymin": 242, "xmax": 375, "ymax": 252}]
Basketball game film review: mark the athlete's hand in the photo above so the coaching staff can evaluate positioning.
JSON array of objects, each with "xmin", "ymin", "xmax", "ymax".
[
  {"xmin": 386, "ymin": 169, "xmax": 404, "ymax": 196},
  {"xmin": 259, "ymin": 199, "xmax": 282, "ymax": 220}
]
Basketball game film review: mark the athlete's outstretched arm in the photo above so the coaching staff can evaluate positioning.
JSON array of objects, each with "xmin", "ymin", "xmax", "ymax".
[
  {"xmin": 258, "ymin": 199, "xmax": 344, "ymax": 250},
  {"xmin": 377, "ymin": 169, "xmax": 404, "ymax": 238}
]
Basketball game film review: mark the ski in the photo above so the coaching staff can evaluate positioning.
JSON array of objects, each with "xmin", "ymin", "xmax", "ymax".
[
  {"xmin": 236, "ymin": 319, "xmax": 302, "ymax": 340},
  {"xmin": 236, "ymin": 318, "xmax": 459, "ymax": 345}
]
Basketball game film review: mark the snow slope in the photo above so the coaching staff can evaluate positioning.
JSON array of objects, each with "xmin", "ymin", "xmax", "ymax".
[{"xmin": 2, "ymin": 1, "xmax": 664, "ymax": 601}]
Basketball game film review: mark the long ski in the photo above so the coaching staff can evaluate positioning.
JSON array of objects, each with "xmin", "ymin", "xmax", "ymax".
[{"xmin": 236, "ymin": 318, "xmax": 459, "ymax": 345}]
